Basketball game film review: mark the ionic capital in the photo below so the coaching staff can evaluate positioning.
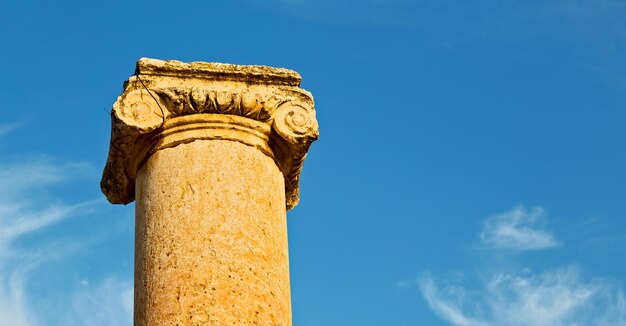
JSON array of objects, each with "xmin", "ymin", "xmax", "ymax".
[{"xmin": 101, "ymin": 58, "xmax": 319, "ymax": 209}]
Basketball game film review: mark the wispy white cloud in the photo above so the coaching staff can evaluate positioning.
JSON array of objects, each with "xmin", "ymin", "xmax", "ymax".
[
  {"xmin": 0, "ymin": 156, "xmax": 104, "ymax": 325},
  {"xmin": 0, "ymin": 122, "xmax": 21, "ymax": 139},
  {"xmin": 479, "ymin": 206, "xmax": 560, "ymax": 250},
  {"xmin": 0, "ymin": 268, "xmax": 35, "ymax": 326},
  {"xmin": 419, "ymin": 275, "xmax": 487, "ymax": 326},
  {"xmin": 71, "ymin": 277, "xmax": 133, "ymax": 326},
  {"xmin": 418, "ymin": 266, "xmax": 626, "ymax": 326},
  {"xmin": 414, "ymin": 205, "xmax": 626, "ymax": 325},
  {"xmin": 0, "ymin": 119, "xmax": 135, "ymax": 325},
  {"xmin": 0, "ymin": 158, "xmax": 98, "ymax": 255},
  {"xmin": 0, "ymin": 157, "xmax": 93, "ymax": 199}
]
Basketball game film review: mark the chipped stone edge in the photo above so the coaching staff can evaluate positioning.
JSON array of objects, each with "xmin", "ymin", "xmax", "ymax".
[{"xmin": 136, "ymin": 58, "xmax": 302, "ymax": 87}]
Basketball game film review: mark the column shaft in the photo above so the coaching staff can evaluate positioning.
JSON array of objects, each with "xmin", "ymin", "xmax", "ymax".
[
  {"xmin": 134, "ymin": 139, "xmax": 291, "ymax": 325},
  {"xmin": 101, "ymin": 58, "xmax": 318, "ymax": 325}
]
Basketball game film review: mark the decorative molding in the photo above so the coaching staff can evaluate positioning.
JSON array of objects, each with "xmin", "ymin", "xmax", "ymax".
[{"xmin": 101, "ymin": 58, "xmax": 319, "ymax": 210}]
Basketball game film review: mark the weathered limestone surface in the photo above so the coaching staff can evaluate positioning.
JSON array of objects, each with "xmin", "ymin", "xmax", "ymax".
[
  {"xmin": 102, "ymin": 58, "xmax": 318, "ymax": 210},
  {"xmin": 135, "ymin": 140, "xmax": 289, "ymax": 325},
  {"xmin": 101, "ymin": 58, "xmax": 318, "ymax": 325}
]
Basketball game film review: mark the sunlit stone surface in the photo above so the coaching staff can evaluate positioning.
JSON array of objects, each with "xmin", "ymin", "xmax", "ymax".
[{"xmin": 101, "ymin": 58, "xmax": 318, "ymax": 325}]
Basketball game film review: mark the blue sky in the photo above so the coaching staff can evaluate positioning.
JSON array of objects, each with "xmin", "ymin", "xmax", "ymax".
[{"xmin": 1, "ymin": 0, "xmax": 625, "ymax": 325}]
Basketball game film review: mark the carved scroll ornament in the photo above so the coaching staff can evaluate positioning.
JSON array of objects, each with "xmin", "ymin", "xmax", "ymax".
[{"xmin": 101, "ymin": 58, "xmax": 319, "ymax": 210}]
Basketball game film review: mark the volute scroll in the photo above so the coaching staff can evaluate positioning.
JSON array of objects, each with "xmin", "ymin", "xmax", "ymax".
[{"xmin": 101, "ymin": 58, "xmax": 319, "ymax": 210}]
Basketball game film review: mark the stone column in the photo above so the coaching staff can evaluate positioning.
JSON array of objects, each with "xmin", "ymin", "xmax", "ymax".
[{"xmin": 101, "ymin": 58, "xmax": 318, "ymax": 326}]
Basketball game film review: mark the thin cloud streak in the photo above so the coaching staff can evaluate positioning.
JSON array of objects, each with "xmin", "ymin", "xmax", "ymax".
[
  {"xmin": 418, "ymin": 266, "xmax": 626, "ymax": 326},
  {"xmin": 0, "ymin": 158, "xmax": 100, "ymax": 255},
  {"xmin": 71, "ymin": 277, "xmax": 133, "ymax": 326},
  {"xmin": 0, "ymin": 200, "xmax": 101, "ymax": 254},
  {"xmin": 419, "ymin": 276, "xmax": 487, "ymax": 326},
  {"xmin": 479, "ymin": 206, "xmax": 560, "ymax": 250},
  {"xmin": 0, "ymin": 158, "xmax": 93, "ymax": 199},
  {"xmin": 0, "ymin": 269, "xmax": 33, "ymax": 326},
  {"xmin": 0, "ymin": 122, "xmax": 22, "ymax": 139},
  {"xmin": 0, "ymin": 156, "xmax": 105, "ymax": 325},
  {"xmin": 416, "ymin": 205, "xmax": 626, "ymax": 325}
]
